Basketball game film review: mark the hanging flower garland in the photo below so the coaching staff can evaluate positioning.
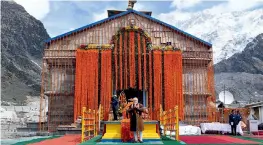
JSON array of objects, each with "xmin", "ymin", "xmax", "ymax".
[
  {"xmin": 153, "ymin": 50, "xmax": 162, "ymax": 119},
  {"xmin": 74, "ymin": 45, "xmax": 112, "ymax": 121},
  {"xmin": 130, "ymin": 31, "xmax": 135, "ymax": 88},
  {"xmin": 78, "ymin": 44, "xmax": 112, "ymax": 50},
  {"xmin": 100, "ymin": 49, "xmax": 112, "ymax": 120},
  {"xmin": 121, "ymin": 120, "xmax": 133, "ymax": 142},
  {"xmin": 110, "ymin": 26, "xmax": 152, "ymax": 46}
]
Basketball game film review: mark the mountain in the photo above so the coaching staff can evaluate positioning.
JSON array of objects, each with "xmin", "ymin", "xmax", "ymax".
[
  {"xmin": 1, "ymin": 1, "xmax": 50, "ymax": 104},
  {"xmin": 215, "ymin": 73, "xmax": 263, "ymax": 102},
  {"xmin": 215, "ymin": 34, "xmax": 263, "ymax": 74},
  {"xmin": 1, "ymin": 1, "xmax": 262, "ymax": 104},
  {"xmin": 158, "ymin": 9, "xmax": 263, "ymax": 63},
  {"xmin": 214, "ymin": 33, "xmax": 263, "ymax": 101},
  {"xmin": 158, "ymin": 9, "xmax": 263, "ymax": 101}
]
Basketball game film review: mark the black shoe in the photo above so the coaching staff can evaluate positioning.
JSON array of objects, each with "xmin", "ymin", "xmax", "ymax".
[{"xmin": 139, "ymin": 140, "xmax": 143, "ymax": 143}]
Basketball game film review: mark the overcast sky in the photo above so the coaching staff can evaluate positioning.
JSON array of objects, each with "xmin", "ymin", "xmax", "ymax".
[{"xmin": 14, "ymin": 0, "xmax": 263, "ymax": 37}]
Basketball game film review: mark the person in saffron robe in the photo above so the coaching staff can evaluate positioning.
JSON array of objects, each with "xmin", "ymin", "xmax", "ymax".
[{"xmin": 127, "ymin": 97, "xmax": 145, "ymax": 143}]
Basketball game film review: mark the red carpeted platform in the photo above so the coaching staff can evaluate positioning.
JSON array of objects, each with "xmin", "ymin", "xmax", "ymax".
[
  {"xmin": 180, "ymin": 135, "xmax": 261, "ymax": 144},
  {"xmin": 29, "ymin": 134, "xmax": 81, "ymax": 145}
]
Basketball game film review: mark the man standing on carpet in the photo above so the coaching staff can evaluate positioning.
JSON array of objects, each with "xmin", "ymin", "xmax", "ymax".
[
  {"xmin": 127, "ymin": 97, "xmax": 146, "ymax": 143},
  {"xmin": 229, "ymin": 110, "xmax": 237, "ymax": 135}
]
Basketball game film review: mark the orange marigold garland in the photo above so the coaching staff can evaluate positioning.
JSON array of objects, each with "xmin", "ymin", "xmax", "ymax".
[
  {"xmin": 142, "ymin": 37, "xmax": 147, "ymax": 90},
  {"xmin": 153, "ymin": 50, "xmax": 162, "ymax": 119},
  {"xmin": 74, "ymin": 49, "xmax": 99, "ymax": 119},
  {"xmin": 115, "ymin": 39, "xmax": 118, "ymax": 91},
  {"xmin": 130, "ymin": 31, "xmax": 135, "ymax": 88},
  {"xmin": 120, "ymin": 32, "xmax": 123, "ymax": 90},
  {"xmin": 148, "ymin": 50, "xmax": 153, "ymax": 118},
  {"xmin": 164, "ymin": 51, "xmax": 172, "ymax": 110},
  {"xmin": 94, "ymin": 51, "xmax": 99, "ymax": 110},
  {"xmin": 88, "ymin": 50, "xmax": 99, "ymax": 110},
  {"xmin": 100, "ymin": 49, "xmax": 112, "ymax": 120},
  {"xmin": 83, "ymin": 50, "xmax": 88, "ymax": 109},
  {"xmin": 138, "ymin": 33, "xmax": 142, "ymax": 90},
  {"xmin": 121, "ymin": 120, "xmax": 133, "ymax": 142},
  {"xmin": 75, "ymin": 27, "xmax": 163, "ymax": 122},
  {"xmin": 107, "ymin": 49, "xmax": 112, "ymax": 120},
  {"xmin": 124, "ymin": 32, "xmax": 127, "ymax": 89}
]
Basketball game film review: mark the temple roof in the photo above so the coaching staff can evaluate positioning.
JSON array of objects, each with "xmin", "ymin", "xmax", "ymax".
[
  {"xmin": 45, "ymin": 9, "xmax": 212, "ymax": 47},
  {"xmin": 107, "ymin": 10, "xmax": 152, "ymax": 17}
]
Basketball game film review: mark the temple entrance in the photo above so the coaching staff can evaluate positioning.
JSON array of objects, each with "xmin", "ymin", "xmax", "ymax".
[
  {"xmin": 117, "ymin": 88, "xmax": 145, "ymax": 106},
  {"xmin": 111, "ymin": 27, "xmax": 152, "ymax": 108}
]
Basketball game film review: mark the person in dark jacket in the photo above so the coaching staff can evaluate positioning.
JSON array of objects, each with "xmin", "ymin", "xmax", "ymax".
[
  {"xmin": 229, "ymin": 110, "xmax": 237, "ymax": 135},
  {"xmin": 127, "ymin": 97, "xmax": 145, "ymax": 143},
  {"xmin": 111, "ymin": 95, "xmax": 119, "ymax": 120}
]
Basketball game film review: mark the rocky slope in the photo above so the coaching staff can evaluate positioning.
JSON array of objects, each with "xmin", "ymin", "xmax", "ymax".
[
  {"xmin": 1, "ymin": 1, "xmax": 50, "ymax": 104},
  {"xmin": 214, "ymin": 33, "xmax": 263, "ymax": 101},
  {"xmin": 215, "ymin": 73, "xmax": 263, "ymax": 101}
]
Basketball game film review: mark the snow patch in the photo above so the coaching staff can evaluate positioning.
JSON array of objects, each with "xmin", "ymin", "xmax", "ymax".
[
  {"xmin": 30, "ymin": 60, "xmax": 41, "ymax": 69},
  {"xmin": 157, "ymin": 9, "xmax": 263, "ymax": 63},
  {"xmin": 1, "ymin": 98, "xmax": 48, "ymax": 138},
  {"xmin": 0, "ymin": 107, "xmax": 18, "ymax": 122}
]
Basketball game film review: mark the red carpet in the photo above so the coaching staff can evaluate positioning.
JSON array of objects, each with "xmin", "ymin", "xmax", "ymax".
[
  {"xmin": 180, "ymin": 135, "xmax": 260, "ymax": 144},
  {"xmin": 180, "ymin": 136, "xmax": 232, "ymax": 144},
  {"xmin": 29, "ymin": 134, "xmax": 81, "ymax": 145},
  {"xmin": 212, "ymin": 136, "xmax": 260, "ymax": 144}
]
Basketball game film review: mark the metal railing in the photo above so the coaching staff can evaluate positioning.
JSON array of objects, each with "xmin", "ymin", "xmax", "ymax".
[
  {"xmin": 160, "ymin": 106, "xmax": 179, "ymax": 141},
  {"xmin": 98, "ymin": 104, "xmax": 103, "ymax": 131},
  {"xmin": 81, "ymin": 105, "xmax": 103, "ymax": 143}
]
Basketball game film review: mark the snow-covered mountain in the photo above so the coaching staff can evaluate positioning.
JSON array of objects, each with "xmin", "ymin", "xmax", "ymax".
[
  {"xmin": 213, "ymin": 33, "xmax": 263, "ymax": 101},
  {"xmin": 158, "ymin": 9, "xmax": 263, "ymax": 63}
]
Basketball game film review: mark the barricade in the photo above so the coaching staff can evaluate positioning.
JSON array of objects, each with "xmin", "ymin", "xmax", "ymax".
[{"xmin": 160, "ymin": 106, "xmax": 179, "ymax": 141}]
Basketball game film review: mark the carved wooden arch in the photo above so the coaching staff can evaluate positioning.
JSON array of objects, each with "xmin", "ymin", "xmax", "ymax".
[
  {"xmin": 110, "ymin": 26, "xmax": 152, "ymax": 49},
  {"xmin": 110, "ymin": 26, "xmax": 152, "ymax": 92}
]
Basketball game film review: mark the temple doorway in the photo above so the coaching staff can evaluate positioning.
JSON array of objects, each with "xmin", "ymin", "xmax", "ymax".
[{"xmin": 117, "ymin": 88, "xmax": 145, "ymax": 106}]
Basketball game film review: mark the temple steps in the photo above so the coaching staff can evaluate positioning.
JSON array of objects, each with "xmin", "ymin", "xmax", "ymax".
[{"xmin": 100, "ymin": 120, "xmax": 161, "ymax": 143}]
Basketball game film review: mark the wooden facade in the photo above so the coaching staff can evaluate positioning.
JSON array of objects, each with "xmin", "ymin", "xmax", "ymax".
[{"xmin": 39, "ymin": 10, "xmax": 215, "ymax": 131}]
